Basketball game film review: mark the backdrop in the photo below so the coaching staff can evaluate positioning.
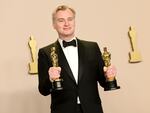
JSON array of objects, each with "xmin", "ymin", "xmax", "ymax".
[{"xmin": 0, "ymin": 0, "xmax": 150, "ymax": 113}]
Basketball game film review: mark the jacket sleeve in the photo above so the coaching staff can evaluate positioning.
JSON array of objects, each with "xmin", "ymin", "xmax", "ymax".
[
  {"xmin": 95, "ymin": 43, "xmax": 107, "ymax": 88},
  {"xmin": 38, "ymin": 49, "xmax": 53, "ymax": 96}
]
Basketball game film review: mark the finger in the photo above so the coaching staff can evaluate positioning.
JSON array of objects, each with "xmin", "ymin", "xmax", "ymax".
[{"xmin": 103, "ymin": 66, "xmax": 108, "ymax": 72}]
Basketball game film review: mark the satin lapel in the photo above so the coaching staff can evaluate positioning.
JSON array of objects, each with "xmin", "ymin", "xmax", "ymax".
[
  {"xmin": 77, "ymin": 39, "xmax": 85, "ymax": 83},
  {"xmin": 55, "ymin": 41, "xmax": 76, "ymax": 83}
]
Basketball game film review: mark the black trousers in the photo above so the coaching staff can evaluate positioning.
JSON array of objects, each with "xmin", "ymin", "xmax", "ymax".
[{"xmin": 77, "ymin": 104, "xmax": 83, "ymax": 113}]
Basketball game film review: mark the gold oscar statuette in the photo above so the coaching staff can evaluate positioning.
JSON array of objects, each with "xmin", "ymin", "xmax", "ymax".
[
  {"xmin": 102, "ymin": 47, "xmax": 120, "ymax": 91},
  {"xmin": 28, "ymin": 36, "xmax": 38, "ymax": 74},
  {"xmin": 128, "ymin": 26, "xmax": 142, "ymax": 63},
  {"xmin": 50, "ymin": 47, "xmax": 63, "ymax": 90}
]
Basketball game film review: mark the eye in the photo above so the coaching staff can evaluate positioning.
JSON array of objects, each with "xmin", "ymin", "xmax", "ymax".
[
  {"xmin": 68, "ymin": 17, "xmax": 74, "ymax": 21},
  {"xmin": 57, "ymin": 18, "xmax": 65, "ymax": 22}
]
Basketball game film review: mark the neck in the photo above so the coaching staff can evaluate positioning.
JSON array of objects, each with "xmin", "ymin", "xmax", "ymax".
[{"xmin": 59, "ymin": 34, "xmax": 75, "ymax": 41}]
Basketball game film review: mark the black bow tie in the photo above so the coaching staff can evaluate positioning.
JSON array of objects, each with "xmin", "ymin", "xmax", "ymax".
[{"xmin": 63, "ymin": 39, "xmax": 77, "ymax": 48}]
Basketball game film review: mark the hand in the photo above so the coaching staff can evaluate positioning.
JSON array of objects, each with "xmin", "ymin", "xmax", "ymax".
[
  {"xmin": 103, "ymin": 65, "xmax": 117, "ymax": 79},
  {"xmin": 48, "ymin": 67, "xmax": 61, "ymax": 81}
]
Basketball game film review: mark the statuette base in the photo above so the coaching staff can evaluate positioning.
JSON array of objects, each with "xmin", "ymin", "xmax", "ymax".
[
  {"xmin": 104, "ymin": 79, "xmax": 120, "ymax": 91},
  {"xmin": 52, "ymin": 79, "xmax": 63, "ymax": 91},
  {"xmin": 28, "ymin": 62, "xmax": 38, "ymax": 74},
  {"xmin": 129, "ymin": 51, "xmax": 142, "ymax": 63}
]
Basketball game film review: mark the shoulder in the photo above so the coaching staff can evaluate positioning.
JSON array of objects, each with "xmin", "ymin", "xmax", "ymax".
[
  {"xmin": 77, "ymin": 38, "xmax": 97, "ymax": 44},
  {"xmin": 77, "ymin": 39, "xmax": 103, "ymax": 54},
  {"xmin": 77, "ymin": 39, "xmax": 99, "ymax": 48},
  {"xmin": 38, "ymin": 41, "xmax": 57, "ymax": 54}
]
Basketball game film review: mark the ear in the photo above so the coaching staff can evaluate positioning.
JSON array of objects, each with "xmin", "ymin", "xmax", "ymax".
[{"xmin": 52, "ymin": 22, "xmax": 56, "ymax": 29}]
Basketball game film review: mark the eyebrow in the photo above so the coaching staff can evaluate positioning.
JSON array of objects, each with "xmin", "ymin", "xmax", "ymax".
[{"xmin": 56, "ymin": 16, "xmax": 74, "ymax": 20}]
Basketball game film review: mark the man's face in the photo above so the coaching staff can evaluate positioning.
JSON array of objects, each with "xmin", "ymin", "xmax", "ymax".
[{"xmin": 53, "ymin": 9, "xmax": 75, "ymax": 39}]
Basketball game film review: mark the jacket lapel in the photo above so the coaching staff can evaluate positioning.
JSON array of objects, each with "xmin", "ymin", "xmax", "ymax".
[
  {"xmin": 54, "ymin": 39, "xmax": 85, "ymax": 84},
  {"xmin": 77, "ymin": 39, "xmax": 85, "ymax": 83},
  {"xmin": 55, "ymin": 41, "xmax": 76, "ymax": 83}
]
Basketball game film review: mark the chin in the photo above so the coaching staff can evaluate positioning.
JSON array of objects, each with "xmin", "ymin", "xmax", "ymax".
[{"xmin": 64, "ymin": 32, "xmax": 74, "ymax": 36}]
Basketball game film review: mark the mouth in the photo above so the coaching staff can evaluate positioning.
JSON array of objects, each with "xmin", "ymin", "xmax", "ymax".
[{"xmin": 63, "ymin": 27, "xmax": 71, "ymax": 30}]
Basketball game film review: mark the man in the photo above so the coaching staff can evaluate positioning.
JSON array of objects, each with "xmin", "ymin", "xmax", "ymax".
[{"xmin": 38, "ymin": 5, "xmax": 116, "ymax": 113}]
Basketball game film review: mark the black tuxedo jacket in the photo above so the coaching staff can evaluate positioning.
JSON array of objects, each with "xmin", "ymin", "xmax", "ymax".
[{"xmin": 38, "ymin": 39, "xmax": 107, "ymax": 113}]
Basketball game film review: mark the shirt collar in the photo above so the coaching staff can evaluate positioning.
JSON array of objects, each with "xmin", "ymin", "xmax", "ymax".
[{"xmin": 58, "ymin": 37, "xmax": 77, "ymax": 48}]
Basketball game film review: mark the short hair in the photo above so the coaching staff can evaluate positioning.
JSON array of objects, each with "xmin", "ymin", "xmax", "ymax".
[{"xmin": 52, "ymin": 5, "xmax": 76, "ymax": 22}]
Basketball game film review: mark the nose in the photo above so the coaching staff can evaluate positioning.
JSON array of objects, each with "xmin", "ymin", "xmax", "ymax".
[{"xmin": 64, "ymin": 20, "xmax": 69, "ymax": 26}]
